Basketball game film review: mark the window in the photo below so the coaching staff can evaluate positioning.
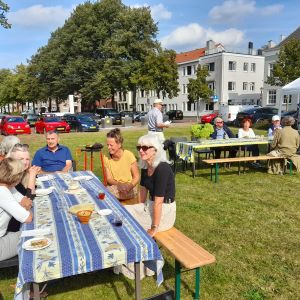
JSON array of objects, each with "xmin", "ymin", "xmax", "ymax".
[
  {"xmin": 182, "ymin": 84, "xmax": 187, "ymax": 94},
  {"xmin": 249, "ymin": 82, "xmax": 255, "ymax": 91},
  {"xmin": 268, "ymin": 90, "xmax": 276, "ymax": 105},
  {"xmin": 182, "ymin": 102, "xmax": 186, "ymax": 111},
  {"xmin": 208, "ymin": 82, "xmax": 215, "ymax": 91},
  {"xmin": 182, "ymin": 67, "xmax": 186, "ymax": 76},
  {"xmin": 193, "ymin": 65, "xmax": 197, "ymax": 74},
  {"xmin": 228, "ymin": 61, "xmax": 236, "ymax": 71},
  {"xmin": 243, "ymin": 62, "xmax": 248, "ymax": 71},
  {"xmin": 228, "ymin": 81, "xmax": 236, "ymax": 91},
  {"xmin": 283, "ymin": 95, "xmax": 292, "ymax": 104},
  {"xmin": 187, "ymin": 66, "xmax": 192, "ymax": 75},
  {"xmin": 243, "ymin": 82, "xmax": 248, "ymax": 91},
  {"xmin": 250, "ymin": 63, "xmax": 256, "ymax": 72},
  {"xmin": 207, "ymin": 62, "xmax": 215, "ymax": 71},
  {"xmin": 205, "ymin": 103, "xmax": 214, "ymax": 110},
  {"xmin": 268, "ymin": 63, "xmax": 274, "ymax": 76},
  {"xmin": 140, "ymin": 90, "xmax": 144, "ymax": 97}
]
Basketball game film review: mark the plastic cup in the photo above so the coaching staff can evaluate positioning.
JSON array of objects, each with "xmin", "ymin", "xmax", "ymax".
[
  {"xmin": 112, "ymin": 215, "xmax": 123, "ymax": 227},
  {"xmin": 98, "ymin": 192, "xmax": 105, "ymax": 200},
  {"xmin": 77, "ymin": 210, "xmax": 92, "ymax": 224}
]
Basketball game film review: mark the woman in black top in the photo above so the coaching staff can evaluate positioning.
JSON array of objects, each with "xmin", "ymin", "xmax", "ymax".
[{"xmin": 126, "ymin": 133, "xmax": 176, "ymax": 237}]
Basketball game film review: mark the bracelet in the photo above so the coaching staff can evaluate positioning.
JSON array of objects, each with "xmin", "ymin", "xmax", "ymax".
[{"xmin": 151, "ymin": 224, "xmax": 158, "ymax": 230}]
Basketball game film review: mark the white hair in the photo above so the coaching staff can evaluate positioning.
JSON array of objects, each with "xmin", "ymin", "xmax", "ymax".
[
  {"xmin": 0, "ymin": 136, "xmax": 20, "ymax": 155},
  {"xmin": 137, "ymin": 134, "xmax": 169, "ymax": 169}
]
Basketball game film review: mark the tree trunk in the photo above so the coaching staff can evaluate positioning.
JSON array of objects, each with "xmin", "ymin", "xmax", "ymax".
[
  {"xmin": 48, "ymin": 97, "xmax": 52, "ymax": 112},
  {"xmin": 132, "ymin": 89, "xmax": 137, "ymax": 112},
  {"xmin": 56, "ymin": 98, "xmax": 60, "ymax": 112}
]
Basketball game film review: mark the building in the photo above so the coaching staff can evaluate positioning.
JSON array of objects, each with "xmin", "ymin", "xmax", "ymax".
[
  {"xmin": 135, "ymin": 40, "xmax": 264, "ymax": 116},
  {"xmin": 262, "ymin": 26, "xmax": 300, "ymax": 111}
]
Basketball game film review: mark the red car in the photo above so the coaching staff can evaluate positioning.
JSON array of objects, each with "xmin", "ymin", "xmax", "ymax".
[
  {"xmin": 0, "ymin": 115, "xmax": 31, "ymax": 135},
  {"xmin": 35, "ymin": 116, "xmax": 71, "ymax": 134},
  {"xmin": 200, "ymin": 113, "xmax": 218, "ymax": 124}
]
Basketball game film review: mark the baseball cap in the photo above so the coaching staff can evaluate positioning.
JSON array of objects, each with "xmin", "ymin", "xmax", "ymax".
[
  {"xmin": 153, "ymin": 99, "xmax": 163, "ymax": 104},
  {"xmin": 272, "ymin": 115, "xmax": 280, "ymax": 121},
  {"xmin": 214, "ymin": 117, "xmax": 223, "ymax": 124}
]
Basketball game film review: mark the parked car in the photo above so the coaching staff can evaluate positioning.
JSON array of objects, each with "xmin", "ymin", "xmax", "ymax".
[
  {"xmin": 25, "ymin": 114, "xmax": 39, "ymax": 127},
  {"xmin": 219, "ymin": 104, "xmax": 260, "ymax": 124},
  {"xmin": 0, "ymin": 115, "xmax": 31, "ymax": 135},
  {"xmin": 35, "ymin": 116, "xmax": 70, "ymax": 134},
  {"xmin": 64, "ymin": 114, "xmax": 99, "ymax": 132},
  {"xmin": 76, "ymin": 112, "xmax": 101, "ymax": 125},
  {"xmin": 134, "ymin": 112, "xmax": 147, "ymax": 122},
  {"xmin": 0, "ymin": 113, "xmax": 7, "ymax": 124},
  {"xmin": 200, "ymin": 112, "xmax": 218, "ymax": 124},
  {"xmin": 165, "ymin": 110, "xmax": 183, "ymax": 120},
  {"xmin": 95, "ymin": 108, "xmax": 122, "ymax": 125},
  {"xmin": 120, "ymin": 111, "xmax": 135, "ymax": 122}
]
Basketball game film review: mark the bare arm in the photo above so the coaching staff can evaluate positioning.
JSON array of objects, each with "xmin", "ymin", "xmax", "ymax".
[
  {"xmin": 61, "ymin": 160, "xmax": 72, "ymax": 172},
  {"xmin": 24, "ymin": 211, "xmax": 33, "ymax": 223},
  {"xmin": 139, "ymin": 186, "xmax": 148, "ymax": 203},
  {"xmin": 147, "ymin": 196, "xmax": 164, "ymax": 237},
  {"xmin": 27, "ymin": 166, "xmax": 41, "ymax": 193}
]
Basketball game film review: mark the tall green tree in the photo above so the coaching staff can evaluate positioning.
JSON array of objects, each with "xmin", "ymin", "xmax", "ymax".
[
  {"xmin": 267, "ymin": 38, "xmax": 300, "ymax": 86},
  {"xmin": 0, "ymin": 0, "xmax": 10, "ymax": 29}
]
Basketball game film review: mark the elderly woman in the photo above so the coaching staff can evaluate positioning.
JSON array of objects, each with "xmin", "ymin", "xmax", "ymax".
[
  {"xmin": 267, "ymin": 116, "xmax": 300, "ymax": 174},
  {"xmin": 0, "ymin": 158, "xmax": 33, "ymax": 261},
  {"xmin": 238, "ymin": 118, "xmax": 259, "ymax": 157},
  {"xmin": 126, "ymin": 133, "xmax": 176, "ymax": 236},
  {"xmin": 0, "ymin": 135, "xmax": 20, "ymax": 160},
  {"xmin": 104, "ymin": 128, "xmax": 139, "ymax": 202}
]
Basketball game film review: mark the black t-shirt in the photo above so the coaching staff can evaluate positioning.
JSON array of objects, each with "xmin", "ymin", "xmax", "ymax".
[{"xmin": 140, "ymin": 162, "xmax": 175, "ymax": 202}]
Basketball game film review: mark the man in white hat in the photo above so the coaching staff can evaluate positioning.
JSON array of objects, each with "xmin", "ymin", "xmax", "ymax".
[
  {"xmin": 268, "ymin": 115, "xmax": 282, "ymax": 137},
  {"xmin": 147, "ymin": 99, "xmax": 170, "ymax": 142}
]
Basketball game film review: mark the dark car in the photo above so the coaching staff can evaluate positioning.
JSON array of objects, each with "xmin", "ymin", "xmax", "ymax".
[
  {"xmin": 64, "ymin": 114, "xmax": 99, "ymax": 132},
  {"xmin": 120, "ymin": 111, "xmax": 135, "ymax": 122},
  {"xmin": 134, "ymin": 112, "xmax": 147, "ymax": 122},
  {"xmin": 95, "ymin": 108, "xmax": 122, "ymax": 125},
  {"xmin": 25, "ymin": 114, "xmax": 39, "ymax": 127},
  {"xmin": 76, "ymin": 112, "xmax": 101, "ymax": 125},
  {"xmin": 165, "ymin": 110, "xmax": 183, "ymax": 120}
]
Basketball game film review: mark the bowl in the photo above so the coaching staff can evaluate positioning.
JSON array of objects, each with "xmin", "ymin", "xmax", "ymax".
[{"xmin": 77, "ymin": 210, "xmax": 92, "ymax": 224}]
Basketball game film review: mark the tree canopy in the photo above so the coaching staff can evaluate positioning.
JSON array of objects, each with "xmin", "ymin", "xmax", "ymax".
[
  {"xmin": 0, "ymin": 0, "xmax": 11, "ymax": 29},
  {"xmin": 267, "ymin": 38, "xmax": 300, "ymax": 86}
]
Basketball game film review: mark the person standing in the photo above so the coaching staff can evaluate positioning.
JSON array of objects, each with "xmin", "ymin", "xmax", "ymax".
[
  {"xmin": 147, "ymin": 99, "xmax": 169, "ymax": 142},
  {"xmin": 32, "ymin": 130, "xmax": 73, "ymax": 173}
]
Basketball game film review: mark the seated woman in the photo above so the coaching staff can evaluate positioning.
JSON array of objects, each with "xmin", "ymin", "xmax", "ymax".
[
  {"xmin": 0, "ymin": 135, "xmax": 20, "ymax": 161},
  {"xmin": 268, "ymin": 115, "xmax": 282, "ymax": 137},
  {"xmin": 104, "ymin": 128, "xmax": 140, "ymax": 202},
  {"xmin": 267, "ymin": 116, "xmax": 300, "ymax": 174},
  {"xmin": 0, "ymin": 158, "xmax": 33, "ymax": 261},
  {"xmin": 238, "ymin": 118, "xmax": 259, "ymax": 157},
  {"xmin": 6, "ymin": 144, "xmax": 40, "ymax": 232}
]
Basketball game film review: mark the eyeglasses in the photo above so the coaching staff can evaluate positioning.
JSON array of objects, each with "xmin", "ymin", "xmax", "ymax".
[
  {"xmin": 11, "ymin": 143, "xmax": 29, "ymax": 151},
  {"xmin": 136, "ymin": 145, "xmax": 154, "ymax": 152},
  {"xmin": 216, "ymin": 121, "xmax": 223, "ymax": 124}
]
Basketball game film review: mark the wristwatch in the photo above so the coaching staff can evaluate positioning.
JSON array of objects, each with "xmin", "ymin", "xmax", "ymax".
[{"xmin": 151, "ymin": 224, "xmax": 158, "ymax": 230}]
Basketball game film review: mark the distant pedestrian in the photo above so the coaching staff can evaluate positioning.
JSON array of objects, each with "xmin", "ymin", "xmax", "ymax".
[{"xmin": 147, "ymin": 99, "xmax": 169, "ymax": 142}]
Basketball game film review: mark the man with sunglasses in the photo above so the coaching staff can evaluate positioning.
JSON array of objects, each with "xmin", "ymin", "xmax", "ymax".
[
  {"xmin": 147, "ymin": 99, "xmax": 170, "ymax": 142},
  {"xmin": 210, "ymin": 117, "xmax": 237, "ymax": 159}
]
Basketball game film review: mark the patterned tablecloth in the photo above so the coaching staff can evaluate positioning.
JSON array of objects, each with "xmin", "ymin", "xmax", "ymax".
[
  {"xmin": 15, "ymin": 171, "xmax": 163, "ymax": 299},
  {"xmin": 176, "ymin": 137, "xmax": 271, "ymax": 163}
]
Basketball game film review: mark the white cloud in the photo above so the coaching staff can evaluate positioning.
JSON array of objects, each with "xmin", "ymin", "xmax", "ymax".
[
  {"xmin": 130, "ymin": 3, "xmax": 171, "ymax": 21},
  {"xmin": 209, "ymin": 0, "xmax": 283, "ymax": 24},
  {"xmin": 7, "ymin": 5, "xmax": 72, "ymax": 28},
  {"xmin": 161, "ymin": 23, "xmax": 245, "ymax": 51}
]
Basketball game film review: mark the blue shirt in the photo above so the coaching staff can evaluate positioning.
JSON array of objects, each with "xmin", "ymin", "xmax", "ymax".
[
  {"xmin": 216, "ymin": 128, "xmax": 225, "ymax": 139},
  {"xmin": 32, "ymin": 145, "xmax": 72, "ymax": 172}
]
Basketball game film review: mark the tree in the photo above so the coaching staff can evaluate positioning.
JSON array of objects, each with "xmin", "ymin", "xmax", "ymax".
[
  {"xmin": 0, "ymin": 1, "xmax": 11, "ymax": 29},
  {"xmin": 267, "ymin": 38, "xmax": 300, "ymax": 86}
]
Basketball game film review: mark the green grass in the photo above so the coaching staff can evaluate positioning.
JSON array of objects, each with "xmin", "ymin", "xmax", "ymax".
[{"xmin": 0, "ymin": 125, "xmax": 299, "ymax": 300}]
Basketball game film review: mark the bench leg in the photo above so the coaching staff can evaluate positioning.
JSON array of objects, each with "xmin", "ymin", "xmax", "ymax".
[
  {"xmin": 289, "ymin": 160, "xmax": 293, "ymax": 176},
  {"xmin": 215, "ymin": 163, "xmax": 219, "ymax": 183},
  {"xmin": 210, "ymin": 165, "xmax": 213, "ymax": 181},
  {"xmin": 194, "ymin": 267, "xmax": 201, "ymax": 300},
  {"xmin": 175, "ymin": 260, "xmax": 181, "ymax": 300}
]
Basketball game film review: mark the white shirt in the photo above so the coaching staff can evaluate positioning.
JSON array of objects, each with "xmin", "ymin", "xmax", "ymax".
[
  {"xmin": 238, "ymin": 128, "xmax": 256, "ymax": 139},
  {"xmin": 0, "ymin": 186, "xmax": 30, "ymax": 237}
]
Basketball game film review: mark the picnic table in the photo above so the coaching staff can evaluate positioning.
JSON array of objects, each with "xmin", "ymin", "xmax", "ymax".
[
  {"xmin": 15, "ymin": 171, "xmax": 163, "ymax": 300},
  {"xmin": 176, "ymin": 137, "xmax": 271, "ymax": 177}
]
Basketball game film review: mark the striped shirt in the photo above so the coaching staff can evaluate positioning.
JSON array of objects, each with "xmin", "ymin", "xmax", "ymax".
[{"xmin": 147, "ymin": 107, "xmax": 163, "ymax": 132}]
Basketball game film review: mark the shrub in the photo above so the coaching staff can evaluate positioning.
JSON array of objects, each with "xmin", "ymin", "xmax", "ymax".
[{"xmin": 191, "ymin": 123, "xmax": 214, "ymax": 139}]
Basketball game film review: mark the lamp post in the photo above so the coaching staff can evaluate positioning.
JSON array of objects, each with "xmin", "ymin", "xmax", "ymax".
[{"xmin": 260, "ymin": 87, "xmax": 263, "ymax": 106}]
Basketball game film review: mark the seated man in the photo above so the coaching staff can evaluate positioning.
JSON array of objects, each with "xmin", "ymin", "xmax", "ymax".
[
  {"xmin": 268, "ymin": 115, "xmax": 282, "ymax": 138},
  {"xmin": 32, "ymin": 131, "xmax": 72, "ymax": 173},
  {"xmin": 210, "ymin": 117, "xmax": 237, "ymax": 159}
]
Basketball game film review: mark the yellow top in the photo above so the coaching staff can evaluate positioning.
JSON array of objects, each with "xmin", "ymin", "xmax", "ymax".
[{"xmin": 104, "ymin": 149, "xmax": 137, "ymax": 183}]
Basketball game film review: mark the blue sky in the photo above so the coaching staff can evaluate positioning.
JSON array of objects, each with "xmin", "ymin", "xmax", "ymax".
[{"xmin": 1, "ymin": 0, "xmax": 299, "ymax": 69}]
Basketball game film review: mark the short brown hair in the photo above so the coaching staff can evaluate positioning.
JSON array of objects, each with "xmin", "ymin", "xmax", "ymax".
[
  {"xmin": 106, "ymin": 128, "xmax": 123, "ymax": 145},
  {"xmin": 241, "ymin": 118, "xmax": 252, "ymax": 127},
  {"xmin": 0, "ymin": 158, "xmax": 24, "ymax": 185}
]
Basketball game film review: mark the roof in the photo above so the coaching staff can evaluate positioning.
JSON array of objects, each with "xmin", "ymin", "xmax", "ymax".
[
  {"xmin": 277, "ymin": 26, "xmax": 300, "ymax": 48},
  {"xmin": 176, "ymin": 48, "xmax": 206, "ymax": 63}
]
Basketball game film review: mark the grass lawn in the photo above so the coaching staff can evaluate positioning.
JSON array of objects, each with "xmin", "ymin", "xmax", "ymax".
[{"xmin": 0, "ymin": 124, "xmax": 299, "ymax": 299}]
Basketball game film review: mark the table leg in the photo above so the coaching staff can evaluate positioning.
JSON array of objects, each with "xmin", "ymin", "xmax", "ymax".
[
  {"xmin": 84, "ymin": 152, "xmax": 87, "ymax": 171},
  {"xmin": 134, "ymin": 262, "xmax": 141, "ymax": 300},
  {"xmin": 90, "ymin": 151, "xmax": 94, "ymax": 171},
  {"xmin": 192, "ymin": 161, "xmax": 195, "ymax": 178},
  {"xmin": 32, "ymin": 283, "xmax": 40, "ymax": 300}
]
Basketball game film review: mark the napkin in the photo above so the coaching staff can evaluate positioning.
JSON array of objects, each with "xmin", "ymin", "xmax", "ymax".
[{"xmin": 21, "ymin": 228, "xmax": 52, "ymax": 237}]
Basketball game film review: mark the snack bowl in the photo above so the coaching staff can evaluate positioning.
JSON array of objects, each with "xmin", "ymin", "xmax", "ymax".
[{"xmin": 77, "ymin": 210, "xmax": 93, "ymax": 224}]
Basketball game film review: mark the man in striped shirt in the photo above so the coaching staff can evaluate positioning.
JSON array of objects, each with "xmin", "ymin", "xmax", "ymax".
[{"xmin": 147, "ymin": 99, "xmax": 170, "ymax": 142}]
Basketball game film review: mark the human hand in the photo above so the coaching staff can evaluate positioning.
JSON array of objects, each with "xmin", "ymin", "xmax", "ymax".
[
  {"xmin": 20, "ymin": 196, "xmax": 33, "ymax": 210},
  {"xmin": 147, "ymin": 228, "xmax": 157, "ymax": 237},
  {"xmin": 29, "ymin": 165, "xmax": 41, "ymax": 176}
]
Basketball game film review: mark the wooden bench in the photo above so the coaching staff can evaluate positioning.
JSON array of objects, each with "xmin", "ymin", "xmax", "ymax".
[
  {"xmin": 202, "ymin": 155, "xmax": 292, "ymax": 183},
  {"xmin": 155, "ymin": 227, "xmax": 215, "ymax": 300}
]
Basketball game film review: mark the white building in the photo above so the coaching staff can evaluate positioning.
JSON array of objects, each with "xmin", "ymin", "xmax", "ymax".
[
  {"xmin": 135, "ymin": 40, "xmax": 265, "ymax": 116},
  {"xmin": 262, "ymin": 27, "xmax": 300, "ymax": 111}
]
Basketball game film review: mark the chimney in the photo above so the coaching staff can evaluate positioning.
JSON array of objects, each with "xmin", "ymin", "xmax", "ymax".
[
  {"xmin": 206, "ymin": 40, "xmax": 215, "ymax": 50},
  {"xmin": 280, "ymin": 34, "xmax": 286, "ymax": 42},
  {"xmin": 248, "ymin": 41, "xmax": 253, "ymax": 55},
  {"xmin": 257, "ymin": 49, "xmax": 263, "ymax": 56},
  {"xmin": 268, "ymin": 40, "xmax": 276, "ymax": 48}
]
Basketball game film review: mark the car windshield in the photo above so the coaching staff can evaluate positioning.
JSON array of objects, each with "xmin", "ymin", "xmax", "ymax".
[
  {"xmin": 7, "ymin": 117, "xmax": 25, "ymax": 123},
  {"xmin": 107, "ymin": 111, "xmax": 119, "ymax": 116},
  {"xmin": 242, "ymin": 108, "xmax": 257, "ymax": 114},
  {"xmin": 44, "ymin": 117, "xmax": 61, "ymax": 122},
  {"xmin": 78, "ymin": 116, "xmax": 93, "ymax": 122},
  {"xmin": 27, "ymin": 115, "xmax": 38, "ymax": 120}
]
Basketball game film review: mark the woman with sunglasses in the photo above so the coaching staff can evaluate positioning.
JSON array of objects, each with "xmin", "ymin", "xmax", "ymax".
[
  {"xmin": 104, "ymin": 128, "xmax": 140, "ymax": 202},
  {"xmin": 126, "ymin": 133, "xmax": 176, "ymax": 237}
]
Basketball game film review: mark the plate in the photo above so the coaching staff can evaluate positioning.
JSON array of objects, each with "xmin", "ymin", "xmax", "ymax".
[
  {"xmin": 73, "ymin": 175, "xmax": 93, "ymax": 181},
  {"xmin": 36, "ymin": 175, "xmax": 54, "ymax": 182},
  {"xmin": 35, "ymin": 188, "xmax": 53, "ymax": 197},
  {"xmin": 97, "ymin": 209, "xmax": 112, "ymax": 216},
  {"xmin": 22, "ymin": 237, "xmax": 52, "ymax": 251}
]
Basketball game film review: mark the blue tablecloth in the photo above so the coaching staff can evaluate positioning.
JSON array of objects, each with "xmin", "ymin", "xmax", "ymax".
[{"xmin": 15, "ymin": 171, "xmax": 163, "ymax": 299}]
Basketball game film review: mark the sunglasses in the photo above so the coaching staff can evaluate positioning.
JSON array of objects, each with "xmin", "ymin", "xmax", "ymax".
[
  {"xmin": 136, "ymin": 145, "xmax": 154, "ymax": 152},
  {"xmin": 216, "ymin": 121, "xmax": 223, "ymax": 124},
  {"xmin": 12, "ymin": 143, "xmax": 29, "ymax": 151}
]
